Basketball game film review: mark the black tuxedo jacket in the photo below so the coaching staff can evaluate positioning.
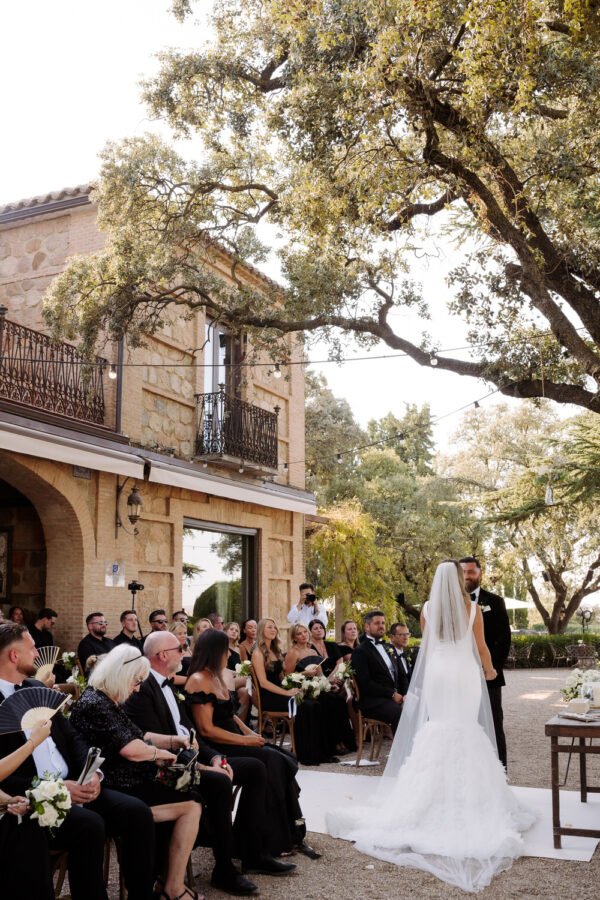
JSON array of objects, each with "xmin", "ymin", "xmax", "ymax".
[
  {"xmin": 476, "ymin": 587, "xmax": 511, "ymax": 689},
  {"xmin": 0, "ymin": 678, "xmax": 90, "ymax": 795},
  {"xmin": 123, "ymin": 673, "xmax": 217, "ymax": 766},
  {"xmin": 392, "ymin": 648, "xmax": 412, "ymax": 694},
  {"xmin": 352, "ymin": 639, "xmax": 400, "ymax": 703}
]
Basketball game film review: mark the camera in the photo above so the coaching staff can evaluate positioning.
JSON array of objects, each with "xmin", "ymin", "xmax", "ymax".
[
  {"xmin": 305, "ymin": 593, "xmax": 317, "ymax": 604},
  {"xmin": 128, "ymin": 580, "xmax": 145, "ymax": 593}
]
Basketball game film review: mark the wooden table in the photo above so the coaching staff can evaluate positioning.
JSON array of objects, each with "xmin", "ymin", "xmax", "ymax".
[{"xmin": 545, "ymin": 715, "xmax": 600, "ymax": 848}]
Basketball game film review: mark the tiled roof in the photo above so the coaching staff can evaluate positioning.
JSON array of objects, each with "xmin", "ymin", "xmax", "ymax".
[{"xmin": 0, "ymin": 184, "xmax": 94, "ymax": 216}]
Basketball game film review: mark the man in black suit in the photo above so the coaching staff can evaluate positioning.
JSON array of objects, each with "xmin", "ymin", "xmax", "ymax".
[
  {"xmin": 30, "ymin": 607, "xmax": 58, "ymax": 649},
  {"xmin": 0, "ymin": 623, "xmax": 155, "ymax": 900},
  {"xmin": 352, "ymin": 610, "xmax": 404, "ymax": 732},
  {"xmin": 124, "ymin": 631, "xmax": 296, "ymax": 894},
  {"xmin": 460, "ymin": 556, "xmax": 512, "ymax": 768},
  {"xmin": 77, "ymin": 611, "xmax": 116, "ymax": 670},
  {"xmin": 113, "ymin": 609, "xmax": 143, "ymax": 649},
  {"xmin": 389, "ymin": 622, "xmax": 412, "ymax": 695}
]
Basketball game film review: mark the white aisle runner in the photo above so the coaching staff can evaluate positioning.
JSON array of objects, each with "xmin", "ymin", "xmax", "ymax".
[{"xmin": 298, "ymin": 770, "xmax": 600, "ymax": 862}]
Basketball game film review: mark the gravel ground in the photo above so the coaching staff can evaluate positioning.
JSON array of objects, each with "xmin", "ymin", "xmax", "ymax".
[{"xmin": 97, "ymin": 668, "xmax": 600, "ymax": 899}]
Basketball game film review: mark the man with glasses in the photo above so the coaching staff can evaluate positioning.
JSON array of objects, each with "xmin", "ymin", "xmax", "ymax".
[
  {"xmin": 148, "ymin": 609, "xmax": 169, "ymax": 632},
  {"xmin": 389, "ymin": 622, "xmax": 412, "ymax": 695},
  {"xmin": 126, "ymin": 631, "xmax": 295, "ymax": 894},
  {"xmin": 77, "ymin": 612, "xmax": 115, "ymax": 670}
]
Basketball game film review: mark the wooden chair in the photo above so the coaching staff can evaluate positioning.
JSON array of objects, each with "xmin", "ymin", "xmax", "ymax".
[
  {"xmin": 51, "ymin": 851, "xmax": 69, "ymax": 897},
  {"xmin": 350, "ymin": 678, "xmax": 388, "ymax": 766},
  {"xmin": 250, "ymin": 669, "xmax": 296, "ymax": 753},
  {"xmin": 566, "ymin": 643, "xmax": 598, "ymax": 669},
  {"xmin": 505, "ymin": 645, "xmax": 517, "ymax": 669},
  {"xmin": 550, "ymin": 643, "xmax": 571, "ymax": 667},
  {"xmin": 54, "ymin": 681, "xmax": 81, "ymax": 701}
]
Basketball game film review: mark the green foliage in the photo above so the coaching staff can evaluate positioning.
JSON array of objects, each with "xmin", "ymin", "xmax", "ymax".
[
  {"xmin": 43, "ymin": 0, "xmax": 600, "ymax": 412},
  {"xmin": 509, "ymin": 632, "xmax": 600, "ymax": 667},
  {"xmin": 193, "ymin": 579, "xmax": 242, "ymax": 621}
]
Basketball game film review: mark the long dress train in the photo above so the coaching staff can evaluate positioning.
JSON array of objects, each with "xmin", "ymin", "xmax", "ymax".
[{"xmin": 327, "ymin": 595, "xmax": 535, "ymax": 893}]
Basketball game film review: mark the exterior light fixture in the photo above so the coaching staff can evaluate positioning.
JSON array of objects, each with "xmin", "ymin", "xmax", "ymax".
[
  {"xmin": 272, "ymin": 363, "xmax": 282, "ymax": 379},
  {"xmin": 429, "ymin": 353, "xmax": 438, "ymax": 367},
  {"xmin": 116, "ymin": 479, "xmax": 143, "ymax": 537},
  {"xmin": 108, "ymin": 364, "xmax": 118, "ymax": 380}
]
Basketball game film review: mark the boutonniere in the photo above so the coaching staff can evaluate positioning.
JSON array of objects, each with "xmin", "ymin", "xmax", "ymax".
[
  {"xmin": 175, "ymin": 691, "xmax": 186, "ymax": 703},
  {"xmin": 482, "ymin": 605, "xmax": 491, "ymax": 613}
]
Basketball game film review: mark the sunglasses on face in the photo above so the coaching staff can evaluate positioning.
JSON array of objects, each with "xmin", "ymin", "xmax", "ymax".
[
  {"xmin": 153, "ymin": 619, "xmax": 168, "ymax": 625},
  {"xmin": 164, "ymin": 645, "xmax": 185, "ymax": 654}
]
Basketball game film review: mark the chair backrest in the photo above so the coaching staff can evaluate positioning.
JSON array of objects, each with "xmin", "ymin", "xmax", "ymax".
[
  {"xmin": 249, "ymin": 668, "xmax": 263, "ymax": 719},
  {"xmin": 350, "ymin": 676, "xmax": 360, "ymax": 703}
]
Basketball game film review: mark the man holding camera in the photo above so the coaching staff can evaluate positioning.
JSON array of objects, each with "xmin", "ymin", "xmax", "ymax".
[{"xmin": 286, "ymin": 582, "xmax": 328, "ymax": 629}]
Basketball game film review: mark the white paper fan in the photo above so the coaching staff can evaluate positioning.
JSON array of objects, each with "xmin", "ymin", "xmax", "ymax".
[
  {"xmin": 34, "ymin": 646, "xmax": 60, "ymax": 681},
  {"xmin": 0, "ymin": 687, "xmax": 71, "ymax": 734}
]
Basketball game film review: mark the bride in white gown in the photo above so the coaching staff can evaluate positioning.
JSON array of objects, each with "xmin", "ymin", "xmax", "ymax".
[{"xmin": 327, "ymin": 560, "xmax": 535, "ymax": 893}]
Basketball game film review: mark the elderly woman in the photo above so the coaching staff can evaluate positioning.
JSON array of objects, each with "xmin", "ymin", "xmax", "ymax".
[{"xmin": 70, "ymin": 645, "xmax": 203, "ymax": 900}]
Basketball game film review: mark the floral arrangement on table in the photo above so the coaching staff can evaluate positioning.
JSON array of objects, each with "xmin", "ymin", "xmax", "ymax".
[
  {"xmin": 561, "ymin": 666, "xmax": 600, "ymax": 701},
  {"xmin": 25, "ymin": 773, "xmax": 72, "ymax": 835},
  {"xmin": 234, "ymin": 661, "xmax": 252, "ymax": 678},
  {"xmin": 282, "ymin": 672, "xmax": 331, "ymax": 703},
  {"xmin": 61, "ymin": 651, "xmax": 87, "ymax": 693}
]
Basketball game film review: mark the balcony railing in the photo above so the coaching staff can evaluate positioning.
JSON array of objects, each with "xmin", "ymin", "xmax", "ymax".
[
  {"xmin": 0, "ymin": 308, "xmax": 106, "ymax": 425},
  {"xmin": 196, "ymin": 389, "xmax": 279, "ymax": 471}
]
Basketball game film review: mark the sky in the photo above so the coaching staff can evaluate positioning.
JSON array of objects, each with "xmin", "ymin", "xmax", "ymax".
[{"xmin": 0, "ymin": 0, "xmax": 515, "ymax": 449}]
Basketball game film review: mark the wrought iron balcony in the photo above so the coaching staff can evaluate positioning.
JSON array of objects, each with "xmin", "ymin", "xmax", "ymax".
[
  {"xmin": 196, "ymin": 389, "xmax": 279, "ymax": 472},
  {"xmin": 0, "ymin": 307, "xmax": 106, "ymax": 426}
]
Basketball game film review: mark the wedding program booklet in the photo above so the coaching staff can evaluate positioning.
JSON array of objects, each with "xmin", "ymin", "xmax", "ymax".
[{"xmin": 78, "ymin": 746, "xmax": 105, "ymax": 785}]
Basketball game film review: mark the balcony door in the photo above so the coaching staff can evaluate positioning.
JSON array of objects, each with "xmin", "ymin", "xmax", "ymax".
[{"xmin": 203, "ymin": 322, "xmax": 244, "ymax": 397}]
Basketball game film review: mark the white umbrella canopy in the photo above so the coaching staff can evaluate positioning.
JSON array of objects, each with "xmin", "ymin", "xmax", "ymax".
[{"xmin": 503, "ymin": 597, "xmax": 534, "ymax": 610}]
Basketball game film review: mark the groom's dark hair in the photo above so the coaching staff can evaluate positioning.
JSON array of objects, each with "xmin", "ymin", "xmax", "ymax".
[
  {"xmin": 459, "ymin": 556, "xmax": 481, "ymax": 568},
  {"xmin": 364, "ymin": 610, "xmax": 385, "ymax": 624}
]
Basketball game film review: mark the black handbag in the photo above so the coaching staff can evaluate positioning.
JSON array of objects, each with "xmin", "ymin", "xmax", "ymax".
[{"xmin": 155, "ymin": 747, "xmax": 201, "ymax": 792}]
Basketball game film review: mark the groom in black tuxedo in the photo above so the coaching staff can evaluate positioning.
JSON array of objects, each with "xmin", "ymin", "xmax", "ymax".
[
  {"xmin": 352, "ymin": 610, "xmax": 404, "ymax": 732},
  {"xmin": 460, "ymin": 557, "xmax": 512, "ymax": 768},
  {"xmin": 0, "ymin": 623, "xmax": 156, "ymax": 900}
]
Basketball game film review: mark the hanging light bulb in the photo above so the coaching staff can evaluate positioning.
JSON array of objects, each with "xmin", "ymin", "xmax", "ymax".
[
  {"xmin": 239, "ymin": 463, "xmax": 245, "ymax": 474},
  {"xmin": 283, "ymin": 462, "xmax": 289, "ymax": 471},
  {"xmin": 429, "ymin": 353, "xmax": 438, "ymax": 367},
  {"xmin": 202, "ymin": 461, "xmax": 208, "ymax": 469},
  {"xmin": 474, "ymin": 400, "xmax": 480, "ymax": 409},
  {"xmin": 272, "ymin": 363, "xmax": 282, "ymax": 379},
  {"xmin": 108, "ymin": 364, "xmax": 118, "ymax": 380},
  {"xmin": 544, "ymin": 483, "xmax": 554, "ymax": 506},
  {"xmin": 336, "ymin": 452, "xmax": 343, "ymax": 464}
]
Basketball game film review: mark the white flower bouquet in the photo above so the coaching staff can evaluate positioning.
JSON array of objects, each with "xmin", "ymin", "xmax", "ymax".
[
  {"xmin": 282, "ymin": 672, "xmax": 331, "ymax": 703},
  {"xmin": 26, "ymin": 773, "xmax": 72, "ymax": 834},
  {"xmin": 61, "ymin": 652, "xmax": 77, "ymax": 672},
  {"xmin": 561, "ymin": 666, "xmax": 600, "ymax": 701},
  {"xmin": 234, "ymin": 661, "xmax": 252, "ymax": 678}
]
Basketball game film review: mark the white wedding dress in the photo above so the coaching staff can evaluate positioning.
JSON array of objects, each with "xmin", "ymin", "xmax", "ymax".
[{"xmin": 327, "ymin": 564, "xmax": 535, "ymax": 893}]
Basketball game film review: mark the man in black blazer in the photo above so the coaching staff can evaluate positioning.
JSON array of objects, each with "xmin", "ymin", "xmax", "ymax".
[
  {"xmin": 352, "ymin": 610, "xmax": 404, "ymax": 732},
  {"xmin": 460, "ymin": 557, "xmax": 512, "ymax": 768},
  {"xmin": 0, "ymin": 623, "xmax": 155, "ymax": 900},
  {"xmin": 124, "ymin": 631, "xmax": 296, "ymax": 894},
  {"xmin": 389, "ymin": 622, "xmax": 412, "ymax": 695}
]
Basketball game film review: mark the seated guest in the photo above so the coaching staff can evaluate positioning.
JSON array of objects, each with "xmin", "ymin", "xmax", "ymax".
[
  {"xmin": 0, "ymin": 623, "xmax": 156, "ymax": 900},
  {"xmin": 352, "ymin": 610, "xmax": 403, "ymax": 733},
  {"xmin": 77, "ymin": 612, "xmax": 116, "ymax": 670},
  {"xmin": 125, "ymin": 631, "xmax": 278, "ymax": 894},
  {"xmin": 113, "ymin": 610, "xmax": 143, "ymax": 649},
  {"xmin": 284, "ymin": 625, "xmax": 355, "ymax": 754},
  {"xmin": 337, "ymin": 620, "xmax": 359, "ymax": 659},
  {"xmin": 30, "ymin": 607, "xmax": 57, "ymax": 649},
  {"xmin": 8, "ymin": 606, "xmax": 25, "ymax": 625},
  {"xmin": 252, "ymin": 618, "xmax": 338, "ymax": 766},
  {"xmin": 207, "ymin": 612, "xmax": 224, "ymax": 630},
  {"xmin": 0, "ymin": 718, "xmax": 55, "ymax": 900},
  {"xmin": 224, "ymin": 621, "xmax": 250, "ymax": 721},
  {"xmin": 70, "ymin": 645, "xmax": 202, "ymax": 900},
  {"xmin": 225, "ymin": 622, "xmax": 241, "ymax": 670},
  {"xmin": 148, "ymin": 609, "xmax": 169, "ymax": 633},
  {"xmin": 172, "ymin": 610, "xmax": 189, "ymax": 626},
  {"xmin": 238, "ymin": 619, "xmax": 257, "ymax": 662},
  {"xmin": 389, "ymin": 622, "xmax": 412, "ymax": 692},
  {"xmin": 191, "ymin": 618, "xmax": 213, "ymax": 649},
  {"xmin": 169, "ymin": 622, "xmax": 192, "ymax": 687},
  {"xmin": 188, "ymin": 630, "xmax": 320, "ymax": 860},
  {"xmin": 306, "ymin": 619, "xmax": 342, "ymax": 677}
]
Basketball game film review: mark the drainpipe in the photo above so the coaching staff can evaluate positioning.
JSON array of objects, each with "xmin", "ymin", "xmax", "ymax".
[{"xmin": 115, "ymin": 337, "xmax": 124, "ymax": 434}]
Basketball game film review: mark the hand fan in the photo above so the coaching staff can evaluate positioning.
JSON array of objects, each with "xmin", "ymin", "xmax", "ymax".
[
  {"xmin": 34, "ymin": 645, "xmax": 60, "ymax": 682},
  {"xmin": 0, "ymin": 687, "xmax": 71, "ymax": 734}
]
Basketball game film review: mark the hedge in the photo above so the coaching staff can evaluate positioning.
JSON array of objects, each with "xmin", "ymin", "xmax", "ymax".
[{"xmin": 407, "ymin": 633, "xmax": 600, "ymax": 668}]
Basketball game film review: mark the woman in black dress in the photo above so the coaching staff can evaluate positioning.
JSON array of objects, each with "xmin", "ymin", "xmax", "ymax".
[
  {"xmin": 284, "ymin": 624, "xmax": 356, "ymax": 755},
  {"xmin": 185, "ymin": 630, "xmax": 316, "ymax": 858},
  {"xmin": 337, "ymin": 619, "xmax": 360, "ymax": 660},
  {"xmin": 238, "ymin": 618, "xmax": 257, "ymax": 662},
  {"xmin": 252, "ymin": 618, "xmax": 341, "ymax": 765},
  {"xmin": 0, "ymin": 719, "xmax": 55, "ymax": 900},
  {"xmin": 70, "ymin": 644, "xmax": 203, "ymax": 900}
]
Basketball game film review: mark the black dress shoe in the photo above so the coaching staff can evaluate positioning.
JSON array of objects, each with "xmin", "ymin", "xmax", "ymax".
[
  {"xmin": 242, "ymin": 856, "xmax": 296, "ymax": 876},
  {"xmin": 295, "ymin": 841, "xmax": 322, "ymax": 860},
  {"xmin": 210, "ymin": 871, "xmax": 258, "ymax": 895}
]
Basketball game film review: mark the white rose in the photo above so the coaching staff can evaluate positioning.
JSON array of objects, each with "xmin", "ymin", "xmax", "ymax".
[
  {"xmin": 37, "ymin": 806, "xmax": 59, "ymax": 828},
  {"xmin": 32, "ymin": 781, "xmax": 55, "ymax": 802}
]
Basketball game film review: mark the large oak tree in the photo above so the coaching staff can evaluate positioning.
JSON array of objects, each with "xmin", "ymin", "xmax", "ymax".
[{"xmin": 45, "ymin": 1, "xmax": 600, "ymax": 411}]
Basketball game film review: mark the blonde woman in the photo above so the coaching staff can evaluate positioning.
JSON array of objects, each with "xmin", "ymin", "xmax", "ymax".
[
  {"xmin": 70, "ymin": 645, "xmax": 203, "ymax": 900},
  {"xmin": 191, "ymin": 618, "xmax": 213, "ymax": 649},
  {"xmin": 251, "ymin": 619, "xmax": 338, "ymax": 766}
]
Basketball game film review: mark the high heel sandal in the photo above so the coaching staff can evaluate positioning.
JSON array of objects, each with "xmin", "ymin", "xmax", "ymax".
[{"xmin": 158, "ymin": 890, "xmax": 204, "ymax": 900}]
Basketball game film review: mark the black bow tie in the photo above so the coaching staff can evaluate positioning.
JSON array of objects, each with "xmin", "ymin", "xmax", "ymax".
[
  {"xmin": 14, "ymin": 682, "xmax": 26, "ymax": 691},
  {"xmin": 397, "ymin": 650, "xmax": 404, "ymax": 656},
  {"xmin": 470, "ymin": 592, "xmax": 477, "ymax": 602},
  {"xmin": 373, "ymin": 639, "xmax": 385, "ymax": 645},
  {"xmin": 162, "ymin": 678, "xmax": 174, "ymax": 689}
]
